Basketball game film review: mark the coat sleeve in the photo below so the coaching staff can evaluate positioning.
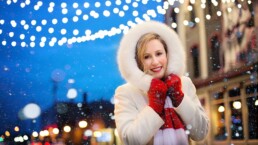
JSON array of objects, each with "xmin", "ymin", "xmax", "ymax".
[
  {"xmin": 174, "ymin": 76, "xmax": 210, "ymax": 141},
  {"xmin": 114, "ymin": 84, "xmax": 164, "ymax": 145}
]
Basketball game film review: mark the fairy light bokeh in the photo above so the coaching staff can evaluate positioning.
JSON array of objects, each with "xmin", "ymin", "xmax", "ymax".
[{"xmin": 0, "ymin": 0, "xmax": 166, "ymax": 48}]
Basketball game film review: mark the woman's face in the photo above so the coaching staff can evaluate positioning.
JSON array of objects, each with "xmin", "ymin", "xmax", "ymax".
[{"xmin": 141, "ymin": 39, "xmax": 167, "ymax": 79}]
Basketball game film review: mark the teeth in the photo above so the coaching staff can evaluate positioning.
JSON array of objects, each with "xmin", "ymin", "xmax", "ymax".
[{"xmin": 151, "ymin": 67, "xmax": 161, "ymax": 72}]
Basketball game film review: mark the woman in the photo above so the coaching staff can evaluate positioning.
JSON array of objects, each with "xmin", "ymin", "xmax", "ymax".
[{"xmin": 114, "ymin": 21, "xmax": 209, "ymax": 145}]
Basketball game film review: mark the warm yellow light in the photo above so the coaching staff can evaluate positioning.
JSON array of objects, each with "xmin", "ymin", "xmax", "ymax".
[
  {"xmin": 194, "ymin": 17, "xmax": 200, "ymax": 23},
  {"xmin": 174, "ymin": 7, "xmax": 180, "ymax": 13},
  {"xmin": 64, "ymin": 125, "xmax": 71, "ymax": 133},
  {"xmin": 171, "ymin": 23, "xmax": 177, "ymax": 28},
  {"xmin": 233, "ymin": 101, "xmax": 241, "ymax": 109},
  {"xmin": 217, "ymin": 11, "xmax": 222, "ymax": 16},
  {"xmin": 183, "ymin": 20, "xmax": 189, "ymax": 26},
  {"xmin": 39, "ymin": 131, "xmax": 45, "ymax": 137},
  {"xmin": 79, "ymin": 120, "xmax": 88, "ymax": 128},
  {"xmin": 227, "ymin": 7, "xmax": 232, "ymax": 13},
  {"xmin": 255, "ymin": 100, "xmax": 258, "ymax": 106},
  {"xmin": 93, "ymin": 131, "xmax": 102, "ymax": 138},
  {"xmin": 187, "ymin": 5, "xmax": 193, "ymax": 11},
  {"xmin": 206, "ymin": 14, "xmax": 211, "ymax": 20},
  {"xmin": 32, "ymin": 131, "xmax": 38, "ymax": 137},
  {"xmin": 53, "ymin": 128, "xmax": 59, "ymax": 135},
  {"xmin": 218, "ymin": 105, "xmax": 225, "ymax": 112},
  {"xmin": 201, "ymin": 3, "xmax": 206, "ymax": 9},
  {"xmin": 5, "ymin": 131, "xmax": 10, "ymax": 137},
  {"xmin": 23, "ymin": 135, "xmax": 28, "ymax": 140},
  {"xmin": 237, "ymin": 4, "xmax": 242, "ymax": 9},
  {"xmin": 43, "ymin": 130, "xmax": 49, "ymax": 136},
  {"xmin": 39, "ymin": 130, "xmax": 49, "ymax": 137},
  {"xmin": 14, "ymin": 126, "xmax": 19, "ymax": 132}
]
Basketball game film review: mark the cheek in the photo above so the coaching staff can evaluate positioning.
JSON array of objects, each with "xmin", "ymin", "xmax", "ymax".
[
  {"xmin": 161, "ymin": 57, "xmax": 168, "ymax": 66},
  {"xmin": 142, "ymin": 60, "xmax": 151, "ymax": 70}
]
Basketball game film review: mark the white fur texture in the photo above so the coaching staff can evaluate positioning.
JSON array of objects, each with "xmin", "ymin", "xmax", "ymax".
[{"xmin": 117, "ymin": 21, "xmax": 186, "ymax": 92}]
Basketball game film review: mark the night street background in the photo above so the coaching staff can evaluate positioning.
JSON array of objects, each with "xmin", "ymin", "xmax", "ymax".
[{"xmin": 0, "ymin": 0, "xmax": 164, "ymax": 133}]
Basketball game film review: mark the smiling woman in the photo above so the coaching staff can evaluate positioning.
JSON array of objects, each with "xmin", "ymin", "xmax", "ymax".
[
  {"xmin": 135, "ymin": 33, "xmax": 168, "ymax": 79},
  {"xmin": 114, "ymin": 21, "xmax": 209, "ymax": 145}
]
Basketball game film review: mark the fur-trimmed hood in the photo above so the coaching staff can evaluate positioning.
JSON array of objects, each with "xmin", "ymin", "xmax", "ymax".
[{"xmin": 117, "ymin": 21, "xmax": 186, "ymax": 92}]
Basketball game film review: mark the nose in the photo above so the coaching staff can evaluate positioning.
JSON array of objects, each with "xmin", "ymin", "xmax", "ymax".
[{"xmin": 151, "ymin": 56, "xmax": 159, "ymax": 65}]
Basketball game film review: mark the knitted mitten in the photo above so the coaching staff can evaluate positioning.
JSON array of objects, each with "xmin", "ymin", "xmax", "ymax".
[
  {"xmin": 148, "ymin": 79, "xmax": 168, "ymax": 115},
  {"xmin": 165, "ymin": 74, "xmax": 184, "ymax": 107}
]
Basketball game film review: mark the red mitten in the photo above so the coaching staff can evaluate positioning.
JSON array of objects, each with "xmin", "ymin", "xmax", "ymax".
[
  {"xmin": 148, "ymin": 79, "xmax": 168, "ymax": 115},
  {"xmin": 165, "ymin": 74, "xmax": 184, "ymax": 107}
]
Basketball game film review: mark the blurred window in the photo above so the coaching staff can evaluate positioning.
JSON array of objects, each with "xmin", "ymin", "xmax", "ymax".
[
  {"xmin": 246, "ymin": 83, "xmax": 258, "ymax": 139},
  {"xmin": 230, "ymin": 100, "xmax": 244, "ymax": 140},
  {"xmin": 214, "ymin": 103, "xmax": 227, "ymax": 141},
  {"xmin": 191, "ymin": 45, "xmax": 200, "ymax": 78}
]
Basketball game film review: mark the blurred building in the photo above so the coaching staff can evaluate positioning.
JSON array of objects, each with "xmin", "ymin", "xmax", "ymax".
[
  {"xmin": 165, "ymin": 0, "xmax": 258, "ymax": 145},
  {"xmin": 40, "ymin": 93, "xmax": 116, "ymax": 145}
]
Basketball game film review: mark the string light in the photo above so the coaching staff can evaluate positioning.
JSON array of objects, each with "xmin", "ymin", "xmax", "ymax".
[
  {"xmin": 195, "ymin": 17, "xmax": 200, "ymax": 23},
  {"xmin": 167, "ymin": 0, "xmax": 252, "ymax": 30},
  {"xmin": 218, "ymin": 105, "xmax": 225, "ymax": 112},
  {"xmin": 217, "ymin": 11, "xmax": 222, "ymax": 16},
  {"xmin": 1, "ymin": 0, "xmax": 164, "ymax": 48},
  {"xmin": 0, "ymin": 0, "xmax": 253, "ymax": 48},
  {"xmin": 171, "ymin": 22, "xmax": 177, "ymax": 28},
  {"xmin": 206, "ymin": 14, "xmax": 211, "ymax": 20}
]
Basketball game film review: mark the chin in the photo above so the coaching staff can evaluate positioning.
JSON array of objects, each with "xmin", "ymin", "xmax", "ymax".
[
  {"xmin": 153, "ymin": 73, "xmax": 165, "ymax": 79},
  {"xmin": 148, "ymin": 70, "xmax": 165, "ymax": 79}
]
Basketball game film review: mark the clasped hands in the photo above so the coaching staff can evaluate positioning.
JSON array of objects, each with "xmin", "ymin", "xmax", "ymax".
[{"xmin": 148, "ymin": 73, "xmax": 184, "ymax": 115}]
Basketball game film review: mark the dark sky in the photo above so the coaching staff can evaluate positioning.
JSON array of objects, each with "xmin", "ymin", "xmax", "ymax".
[{"xmin": 0, "ymin": 0, "xmax": 164, "ymax": 134}]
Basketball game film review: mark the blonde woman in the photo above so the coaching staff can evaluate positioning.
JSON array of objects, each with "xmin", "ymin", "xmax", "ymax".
[{"xmin": 114, "ymin": 21, "xmax": 209, "ymax": 145}]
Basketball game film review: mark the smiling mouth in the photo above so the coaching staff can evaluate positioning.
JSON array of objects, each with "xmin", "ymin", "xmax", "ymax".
[{"xmin": 151, "ymin": 66, "xmax": 162, "ymax": 72}]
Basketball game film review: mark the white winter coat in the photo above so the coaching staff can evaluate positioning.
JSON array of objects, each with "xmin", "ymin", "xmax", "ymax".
[{"xmin": 114, "ymin": 21, "xmax": 209, "ymax": 145}]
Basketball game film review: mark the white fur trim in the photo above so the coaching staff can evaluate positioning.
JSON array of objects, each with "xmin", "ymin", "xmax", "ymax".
[{"xmin": 117, "ymin": 21, "xmax": 186, "ymax": 92}]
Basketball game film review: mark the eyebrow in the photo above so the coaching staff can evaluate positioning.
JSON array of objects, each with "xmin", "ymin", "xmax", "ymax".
[{"xmin": 144, "ymin": 50, "xmax": 164, "ymax": 55}]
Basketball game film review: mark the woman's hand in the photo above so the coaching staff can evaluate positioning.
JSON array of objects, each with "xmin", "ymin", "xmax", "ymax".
[
  {"xmin": 148, "ymin": 79, "xmax": 168, "ymax": 115},
  {"xmin": 165, "ymin": 73, "xmax": 184, "ymax": 107}
]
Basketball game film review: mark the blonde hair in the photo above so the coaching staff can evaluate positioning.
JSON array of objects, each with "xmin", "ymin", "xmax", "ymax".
[{"xmin": 135, "ymin": 33, "xmax": 167, "ymax": 71}]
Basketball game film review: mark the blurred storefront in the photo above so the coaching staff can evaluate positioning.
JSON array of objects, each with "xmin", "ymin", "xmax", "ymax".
[
  {"xmin": 165, "ymin": 0, "xmax": 258, "ymax": 145},
  {"xmin": 39, "ymin": 96, "xmax": 118, "ymax": 145}
]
